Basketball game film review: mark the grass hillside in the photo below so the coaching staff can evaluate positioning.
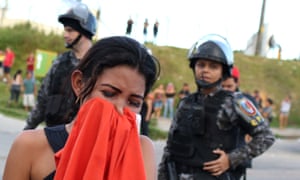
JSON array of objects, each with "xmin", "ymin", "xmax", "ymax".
[{"xmin": 0, "ymin": 23, "xmax": 299, "ymax": 129}]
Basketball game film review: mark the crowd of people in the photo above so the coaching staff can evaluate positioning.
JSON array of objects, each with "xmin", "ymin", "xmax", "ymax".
[
  {"xmin": 0, "ymin": 2, "xmax": 294, "ymax": 180},
  {"xmin": 0, "ymin": 47, "xmax": 37, "ymax": 112},
  {"xmin": 150, "ymin": 82, "xmax": 191, "ymax": 120}
]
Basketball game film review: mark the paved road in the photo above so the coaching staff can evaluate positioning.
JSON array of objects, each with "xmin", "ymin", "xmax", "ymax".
[
  {"xmin": 1, "ymin": 115, "xmax": 300, "ymax": 179},
  {"xmin": 154, "ymin": 139, "xmax": 300, "ymax": 180}
]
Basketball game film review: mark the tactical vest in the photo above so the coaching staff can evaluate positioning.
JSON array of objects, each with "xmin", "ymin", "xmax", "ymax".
[
  {"xmin": 168, "ymin": 90, "xmax": 240, "ymax": 167},
  {"xmin": 45, "ymin": 52, "xmax": 78, "ymax": 126}
]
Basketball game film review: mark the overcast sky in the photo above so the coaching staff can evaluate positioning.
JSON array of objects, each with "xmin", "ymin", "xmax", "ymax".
[{"xmin": 2, "ymin": 0, "xmax": 300, "ymax": 59}]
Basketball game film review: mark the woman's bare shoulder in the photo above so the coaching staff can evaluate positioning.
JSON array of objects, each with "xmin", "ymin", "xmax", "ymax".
[
  {"xmin": 140, "ymin": 135, "xmax": 154, "ymax": 147},
  {"xmin": 12, "ymin": 129, "xmax": 48, "ymax": 152},
  {"xmin": 4, "ymin": 129, "xmax": 54, "ymax": 180},
  {"xmin": 139, "ymin": 135, "xmax": 157, "ymax": 180}
]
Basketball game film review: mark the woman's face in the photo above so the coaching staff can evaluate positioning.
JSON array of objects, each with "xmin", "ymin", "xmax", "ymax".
[
  {"xmin": 194, "ymin": 59, "xmax": 223, "ymax": 83},
  {"xmin": 83, "ymin": 65, "xmax": 146, "ymax": 114}
]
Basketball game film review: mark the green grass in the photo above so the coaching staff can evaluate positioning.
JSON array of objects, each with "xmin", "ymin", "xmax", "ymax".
[{"xmin": 0, "ymin": 83, "xmax": 28, "ymax": 120}]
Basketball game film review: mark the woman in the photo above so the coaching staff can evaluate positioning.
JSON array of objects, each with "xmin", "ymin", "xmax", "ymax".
[
  {"xmin": 8, "ymin": 69, "xmax": 23, "ymax": 105},
  {"xmin": 3, "ymin": 36, "xmax": 160, "ymax": 180},
  {"xmin": 153, "ymin": 84, "xmax": 165, "ymax": 119},
  {"xmin": 163, "ymin": 82, "xmax": 176, "ymax": 120},
  {"xmin": 279, "ymin": 95, "xmax": 292, "ymax": 129}
]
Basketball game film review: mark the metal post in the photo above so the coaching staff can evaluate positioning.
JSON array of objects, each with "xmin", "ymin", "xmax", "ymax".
[
  {"xmin": 255, "ymin": 0, "xmax": 266, "ymax": 56},
  {"xmin": 0, "ymin": 0, "xmax": 8, "ymax": 26}
]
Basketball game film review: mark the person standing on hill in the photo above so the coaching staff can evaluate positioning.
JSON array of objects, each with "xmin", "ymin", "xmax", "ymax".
[
  {"xmin": 279, "ymin": 95, "xmax": 292, "ymax": 129},
  {"xmin": 153, "ymin": 84, "xmax": 165, "ymax": 119},
  {"xmin": 153, "ymin": 20, "xmax": 159, "ymax": 44},
  {"xmin": 158, "ymin": 34, "xmax": 275, "ymax": 180},
  {"xmin": 143, "ymin": 18, "xmax": 149, "ymax": 43},
  {"xmin": 26, "ymin": 52, "xmax": 35, "ymax": 75},
  {"xmin": 22, "ymin": 71, "xmax": 36, "ymax": 112},
  {"xmin": 24, "ymin": 3, "xmax": 97, "ymax": 130},
  {"xmin": 126, "ymin": 17, "xmax": 134, "ymax": 36},
  {"xmin": 3, "ymin": 47, "xmax": 15, "ymax": 84},
  {"xmin": 8, "ymin": 69, "xmax": 23, "ymax": 105},
  {"xmin": 163, "ymin": 82, "xmax": 176, "ymax": 120}
]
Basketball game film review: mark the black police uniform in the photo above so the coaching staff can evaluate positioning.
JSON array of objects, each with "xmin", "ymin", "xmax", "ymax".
[
  {"xmin": 158, "ymin": 88, "xmax": 275, "ymax": 180},
  {"xmin": 24, "ymin": 51, "xmax": 79, "ymax": 129}
]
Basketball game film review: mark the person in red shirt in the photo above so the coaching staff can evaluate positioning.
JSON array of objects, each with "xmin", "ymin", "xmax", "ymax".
[
  {"xmin": 3, "ymin": 47, "xmax": 15, "ymax": 84},
  {"xmin": 26, "ymin": 52, "xmax": 35, "ymax": 74}
]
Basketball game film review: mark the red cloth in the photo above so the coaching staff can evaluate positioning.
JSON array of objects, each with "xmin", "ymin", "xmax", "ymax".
[{"xmin": 54, "ymin": 97, "xmax": 146, "ymax": 180}]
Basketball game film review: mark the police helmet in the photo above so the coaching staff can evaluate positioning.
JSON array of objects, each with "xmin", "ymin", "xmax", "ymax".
[
  {"xmin": 188, "ymin": 34, "xmax": 234, "ymax": 78},
  {"xmin": 58, "ymin": 3, "xmax": 97, "ymax": 39}
]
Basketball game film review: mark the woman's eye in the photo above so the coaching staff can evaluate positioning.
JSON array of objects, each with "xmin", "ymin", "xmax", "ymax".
[
  {"xmin": 196, "ymin": 62, "xmax": 205, "ymax": 68},
  {"xmin": 102, "ymin": 91, "xmax": 115, "ymax": 98},
  {"xmin": 129, "ymin": 100, "xmax": 142, "ymax": 108},
  {"xmin": 210, "ymin": 64, "xmax": 219, "ymax": 69}
]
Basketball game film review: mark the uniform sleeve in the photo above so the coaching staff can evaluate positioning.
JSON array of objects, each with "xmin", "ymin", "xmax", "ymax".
[
  {"xmin": 228, "ymin": 93, "xmax": 275, "ymax": 169},
  {"xmin": 228, "ymin": 123, "xmax": 275, "ymax": 169},
  {"xmin": 24, "ymin": 60, "xmax": 59, "ymax": 129}
]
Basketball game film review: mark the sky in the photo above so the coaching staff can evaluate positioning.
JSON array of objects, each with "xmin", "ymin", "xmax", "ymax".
[{"xmin": 1, "ymin": 0, "xmax": 300, "ymax": 60}]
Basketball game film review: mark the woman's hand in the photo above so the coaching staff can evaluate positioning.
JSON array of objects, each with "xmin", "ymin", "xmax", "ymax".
[{"xmin": 203, "ymin": 149, "xmax": 230, "ymax": 176}]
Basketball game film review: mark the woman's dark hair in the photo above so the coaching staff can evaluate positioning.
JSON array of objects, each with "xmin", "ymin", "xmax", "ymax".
[
  {"xmin": 65, "ymin": 36, "xmax": 160, "ymax": 120},
  {"xmin": 13, "ymin": 69, "xmax": 22, "ymax": 80},
  {"xmin": 78, "ymin": 36, "xmax": 160, "ymax": 100}
]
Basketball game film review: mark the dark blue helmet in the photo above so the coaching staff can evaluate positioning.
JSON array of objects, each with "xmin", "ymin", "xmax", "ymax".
[
  {"xmin": 58, "ymin": 3, "xmax": 97, "ymax": 39},
  {"xmin": 188, "ymin": 34, "xmax": 234, "ymax": 78}
]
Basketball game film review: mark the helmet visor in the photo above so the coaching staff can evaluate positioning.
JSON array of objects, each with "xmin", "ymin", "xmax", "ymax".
[
  {"xmin": 72, "ymin": 3, "xmax": 89, "ymax": 24},
  {"xmin": 188, "ymin": 34, "xmax": 234, "ymax": 66}
]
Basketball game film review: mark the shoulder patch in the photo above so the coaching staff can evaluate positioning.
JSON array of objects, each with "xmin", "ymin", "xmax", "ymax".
[{"xmin": 234, "ymin": 93, "xmax": 264, "ymax": 126}]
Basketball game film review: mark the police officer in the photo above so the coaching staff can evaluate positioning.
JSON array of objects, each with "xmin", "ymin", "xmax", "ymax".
[
  {"xmin": 222, "ymin": 66, "xmax": 258, "ymax": 108},
  {"xmin": 158, "ymin": 34, "xmax": 275, "ymax": 180},
  {"xmin": 222, "ymin": 66, "xmax": 259, "ymax": 179},
  {"xmin": 24, "ymin": 3, "xmax": 97, "ymax": 129}
]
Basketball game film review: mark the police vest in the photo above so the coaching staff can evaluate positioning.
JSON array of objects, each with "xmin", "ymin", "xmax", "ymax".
[{"xmin": 168, "ymin": 90, "xmax": 240, "ymax": 167}]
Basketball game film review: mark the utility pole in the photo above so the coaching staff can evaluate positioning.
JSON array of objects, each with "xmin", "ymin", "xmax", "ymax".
[
  {"xmin": 95, "ymin": 7, "xmax": 100, "ymax": 40},
  {"xmin": 255, "ymin": 0, "xmax": 266, "ymax": 56},
  {"xmin": 0, "ymin": 0, "xmax": 8, "ymax": 27}
]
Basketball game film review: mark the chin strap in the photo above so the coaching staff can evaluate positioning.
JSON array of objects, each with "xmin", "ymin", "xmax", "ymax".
[
  {"xmin": 65, "ymin": 34, "xmax": 82, "ymax": 49},
  {"xmin": 196, "ymin": 78, "xmax": 222, "ymax": 90}
]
